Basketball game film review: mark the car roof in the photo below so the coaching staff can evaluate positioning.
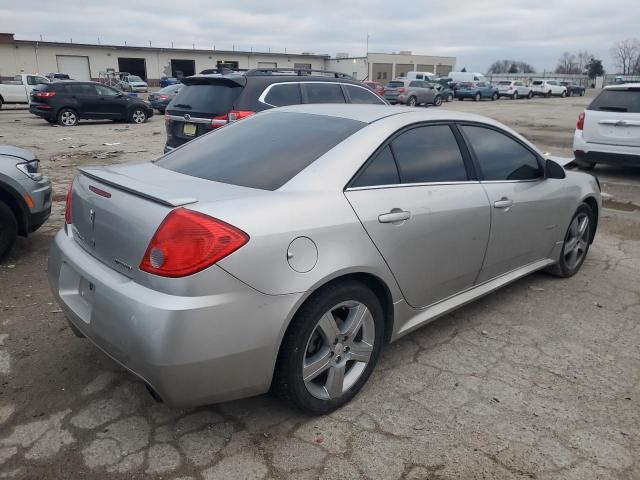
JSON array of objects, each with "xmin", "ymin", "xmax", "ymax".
[
  {"xmin": 271, "ymin": 104, "xmax": 498, "ymax": 125},
  {"xmin": 605, "ymin": 82, "xmax": 640, "ymax": 90}
]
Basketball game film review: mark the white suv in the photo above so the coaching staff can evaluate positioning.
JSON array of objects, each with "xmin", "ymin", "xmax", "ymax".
[
  {"xmin": 573, "ymin": 83, "xmax": 640, "ymax": 168},
  {"xmin": 531, "ymin": 80, "xmax": 567, "ymax": 98},
  {"xmin": 496, "ymin": 81, "xmax": 533, "ymax": 99}
]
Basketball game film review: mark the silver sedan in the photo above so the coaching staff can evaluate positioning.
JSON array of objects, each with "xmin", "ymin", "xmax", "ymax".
[{"xmin": 48, "ymin": 105, "xmax": 601, "ymax": 415}]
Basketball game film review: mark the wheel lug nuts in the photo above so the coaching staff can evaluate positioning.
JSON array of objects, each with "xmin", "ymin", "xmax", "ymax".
[{"xmin": 336, "ymin": 356, "xmax": 341, "ymax": 362}]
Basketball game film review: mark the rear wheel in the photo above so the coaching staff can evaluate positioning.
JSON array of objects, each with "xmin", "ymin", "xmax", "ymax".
[
  {"xmin": 546, "ymin": 90, "xmax": 552, "ymax": 98},
  {"xmin": 407, "ymin": 96, "xmax": 417, "ymax": 107},
  {"xmin": 546, "ymin": 204, "xmax": 593, "ymax": 278},
  {"xmin": 561, "ymin": 90, "xmax": 567, "ymax": 98},
  {"xmin": 0, "ymin": 201, "xmax": 18, "ymax": 263},
  {"xmin": 527, "ymin": 91, "xmax": 534, "ymax": 99},
  {"xmin": 272, "ymin": 280, "xmax": 384, "ymax": 415},
  {"xmin": 474, "ymin": 92, "xmax": 481, "ymax": 102},
  {"xmin": 434, "ymin": 95, "xmax": 442, "ymax": 106},
  {"xmin": 513, "ymin": 91, "xmax": 519, "ymax": 100},
  {"xmin": 447, "ymin": 93, "xmax": 453, "ymax": 102},
  {"xmin": 129, "ymin": 108, "xmax": 147, "ymax": 124},
  {"xmin": 57, "ymin": 108, "xmax": 78, "ymax": 126},
  {"xmin": 0, "ymin": 97, "xmax": 3, "ymax": 109},
  {"xmin": 567, "ymin": 90, "xmax": 572, "ymax": 97},
  {"xmin": 491, "ymin": 92, "xmax": 498, "ymax": 101},
  {"xmin": 580, "ymin": 90, "xmax": 585, "ymax": 96}
]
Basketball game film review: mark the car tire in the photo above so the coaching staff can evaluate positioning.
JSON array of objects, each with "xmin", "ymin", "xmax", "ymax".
[
  {"xmin": 57, "ymin": 108, "xmax": 78, "ymax": 126},
  {"xmin": 513, "ymin": 91, "xmax": 519, "ymax": 100},
  {"xmin": 580, "ymin": 90, "xmax": 585, "ymax": 96},
  {"xmin": 129, "ymin": 108, "xmax": 148, "ymax": 124},
  {"xmin": 447, "ymin": 93, "xmax": 453, "ymax": 102},
  {"xmin": 567, "ymin": 90, "xmax": 572, "ymax": 97},
  {"xmin": 407, "ymin": 96, "xmax": 417, "ymax": 107},
  {"xmin": 546, "ymin": 91, "xmax": 552, "ymax": 98},
  {"xmin": 434, "ymin": 95, "xmax": 442, "ymax": 106},
  {"xmin": 574, "ymin": 158, "xmax": 596, "ymax": 170},
  {"xmin": 272, "ymin": 280, "xmax": 385, "ymax": 415},
  {"xmin": 545, "ymin": 203, "xmax": 594, "ymax": 278},
  {"xmin": 474, "ymin": 93, "xmax": 481, "ymax": 102},
  {"xmin": 527, "ymin": 91, "xmax": 534, "ymax": 99},
  {"xmin": 0, "ymin": 97, "xmax": 3, "ymax": 110},
  {"xmin": 0, "ymin": 201, "xmax": 18, "ymax": 263},
  {"xmin": 491, "ymin": 92, "xmax": 498, "ymax": 101},
  {"xmin": 561, "ymin": 90, "xmax": 567, "ymax": 98}
]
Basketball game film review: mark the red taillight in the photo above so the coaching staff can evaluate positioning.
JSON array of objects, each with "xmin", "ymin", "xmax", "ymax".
[
  {"xmin": 576, "ymin": 111, "xmax": 585, "ymax": 130},
  {"xmin": 35, "ymin": 91, "xmax": 56, "ymax": 98},
  {"xmin": 139, "ymin": 208, "xmax": 249, "ymax": 277},
  {"xmin": 158, "ymin": 95, "xmax": 169, "ymax": 100},
  {"xmin": 64, "ymin": 180, "xmax": 73, "ymax": 226},
  {"xmin": 211, "ymin": 110, "xmax": 256, "ymax": 129},
  {"xmin": 397, "ymin": 88, "xmax": 406, "ymax": 94}
]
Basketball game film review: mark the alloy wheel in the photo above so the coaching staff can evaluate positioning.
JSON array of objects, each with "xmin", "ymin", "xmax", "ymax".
[
  {"xmin": 60, "ymin": 111, "xmax": 76, "ymax": 126},
  {"xmin": 563, "ymin": 212, "xmax": 589, "ymax": 270},
  {"xmin": 302, "ymin": 301, "xmax": 375, "ymax": 400},
  {"xmin": 132, "ymin": 110, "xmax": 146, "ymax": 123}
]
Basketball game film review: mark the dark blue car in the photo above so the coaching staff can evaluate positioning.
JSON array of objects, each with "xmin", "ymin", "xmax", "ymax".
[
  {"xmin": 159, "ymin": 77, "xmax": 180, "ymax": 88},
  {"xmin": 455, "ymin": 81, "xmax": 499, "ymax": 101}
]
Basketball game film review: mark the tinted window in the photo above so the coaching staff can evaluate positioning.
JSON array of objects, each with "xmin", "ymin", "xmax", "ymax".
[
  {"xmin": 344, "ymin": 85, "xmax": 385, "ymax": 104},
  {"xmin": 264, "ymin": 83, "xmax": 302, "ymax": 106},
  {"xmin": 169, "ymin": 84, "xmax": 242, "ymax": 115},
  {"xmin": 156, "ymin": 112, "xmax": 364, "ymax": 190},
  {"xmin": 387, "ymin": 81, "xmax": 404, "ymax": 88},
  {"xmin": 303, "ymin": 83, "xmax": 345, "ymax": 103},
  {"xmin": 95, "ymin": 85, "xmax": 119, "ymax": 96},
  {"xmin": 159, "ymin": 84, "xmax": 182, "ymax": 94},
  {"xmin": 588, "ymin": 89, "xmax": 640, "ymax": 113},
  {"xmin": 391, "ymin": 125, "xmax": 468, "ymax": 183},
  {"xmin": 71, "ymin": 84, "xmax": 96, "ymax": 95},
  {"xmin": 409, "ymin": 81, "xmax": 421, "ymax": 87},
  {"xmin": 533, "ymin": 81, "xmax": 543, "ymax": 85},
  {"xmin": 461, "ymin": 125, "xmax": 542, "ymax": 181},
  {"xmin": 352, "ymin": 146, "xmax": 399, "ymax": 187}
]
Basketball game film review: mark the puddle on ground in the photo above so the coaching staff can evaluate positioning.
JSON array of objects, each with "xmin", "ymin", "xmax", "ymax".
[{"xmin": 603, "ymin": 199, "xmax": 639, "ymax": 212}]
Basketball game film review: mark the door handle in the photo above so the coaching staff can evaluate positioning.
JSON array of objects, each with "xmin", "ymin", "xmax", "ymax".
[
  {"xmin": 378, "ymin": 209, "xmax": 411, "ymax": 224},
  {"xmin": 493, "ymin": 198, "xmax": 514, "ymax": 209}
]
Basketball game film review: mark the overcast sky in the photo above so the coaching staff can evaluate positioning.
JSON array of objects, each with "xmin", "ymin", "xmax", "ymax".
[{"xmin": 0, "ymin": 0, "xmax": 636, "ymax": 73}]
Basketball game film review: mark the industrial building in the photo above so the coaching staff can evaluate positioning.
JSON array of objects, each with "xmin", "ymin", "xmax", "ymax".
[{"xmin": 0, "ymin": 33, "xmax": 456, "ymax": 84}]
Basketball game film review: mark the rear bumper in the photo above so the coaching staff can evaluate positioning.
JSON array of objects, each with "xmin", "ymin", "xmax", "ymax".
[
  {"xmin": 29, "ymin": 104, "xmax": 55, "ymax": 119},
  {"xmin": 48, "ymin": 229, "xmax": 303, "ymax": 407},
  {"xmin": 573, "ymin": 130, "xmax": 640, "ymax": 165}
]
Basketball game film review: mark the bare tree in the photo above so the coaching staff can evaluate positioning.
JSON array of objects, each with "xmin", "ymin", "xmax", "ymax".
[
  {"xmin": 576, "ymin": 50, "xmax": 594, "ymax": 74},
  {"xmin": 487, "ymin": 59, "xmax": 536, "ymax": 74},
  {"xmin": 555, "ymin": 52, "xmax": 580, "ymax": 74},
  {"xmin": 610, "ymin": 39, "xmax": 640, "ymax": 74}
]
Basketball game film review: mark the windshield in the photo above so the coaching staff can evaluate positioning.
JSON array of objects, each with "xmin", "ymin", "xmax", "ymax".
[
  {"xmin": 128, "ymin": 76, "xmax": 144, "ymax": 82},
  {"xmin": 156, "ymin": 112, "xmax": 365, "ymax": 190}
]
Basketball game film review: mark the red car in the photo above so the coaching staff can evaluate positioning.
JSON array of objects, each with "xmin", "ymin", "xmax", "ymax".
[{"xmin": 364, "ymin": 81, "xmax": 385, "ymax": 97}]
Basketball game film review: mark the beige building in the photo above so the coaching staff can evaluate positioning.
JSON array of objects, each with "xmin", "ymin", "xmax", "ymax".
[
  {"xmin": 0, "ymin": 33, "xmax": 455, "ymax": 85},
  {"xmin": 326, "ymin": 52, "xmax": 456, "ymax": 81}
]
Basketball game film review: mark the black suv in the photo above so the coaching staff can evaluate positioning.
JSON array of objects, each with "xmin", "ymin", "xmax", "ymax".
[
  {"xmin": 30, "ymin": 81, "xmax": 153, "ymax": 126},
  {"xmin": 164, "ymin": 69, "xmax": 388, "ymax": 152}
]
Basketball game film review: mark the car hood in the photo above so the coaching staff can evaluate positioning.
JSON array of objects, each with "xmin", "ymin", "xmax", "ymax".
[{"xmin": 0, "ymin": 145, "xmax": 36, "ymax": 162}]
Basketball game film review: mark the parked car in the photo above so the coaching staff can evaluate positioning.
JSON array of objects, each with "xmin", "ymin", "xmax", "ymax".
[
  {"xmin": 406, "ymin": 71, "xmax": 436, "ymax": 81},
  {"xmin": 159, "ymin": 76, "xmax": 181, "ymax": 88},
  {"xmin": 531, "ymin": 80, "xmax": 567, "ymax": 97},
  {"xmin": 121, "ymin": 75, "xmax": 149, "ymax": 93},
  {"xmin": 363, "ymin": 81, "xmax": 384, "ymax": 96},
  {"xmin": 560, "ymin": 81, "xmax": 585, "ymax": 97},
  {"xmin": 164, "ymin": 68, "xmax": 387, "ymax": 152},
  {"xmin": 47, "ymin": 73, "xmax": 71, "ymax": 81},
  {"xmin": 573, "ymin": 83, "xmax": 640, "ymax": 168},
  {"xmin": 496, "ymin": 81, "xmax": 533, "ymax": 99},
  {"xmin": 0, "ymin": 74, "xmax": 49, "ymax": 109},
  {"xmin": 385, "ymin": 79, "xmax": 442, "ymax": 106},
  {"xmin": 455, "ymin": 82, "xmax": 499, "ymax": 101},
  {"xmin": 0, "ymin": 146, "xmax": 52, "ymax": 260},
  {"xmin": 29, "ymin": 81, "xmax": 153, "ymax": 126},
  {"xmin": 448, "ymin": 71, "xmax": 488, "ymax": 84},
  {"xmin": 49, "ymin": 104, "xmax": 600, "ymax": 414},
  {"xmin": 432, "ymin": 83, "xmax": 454, "ymax": 102},
  {"xmin": 148, "ymin": 83, "xmax": 182, "ymax": 113}
]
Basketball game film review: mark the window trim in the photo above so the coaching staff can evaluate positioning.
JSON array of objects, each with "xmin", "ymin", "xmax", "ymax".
[
  {"xmin": 341, "ymin": 83, "xmax": 387, "ymax": 105},
  {"xmin": 345, "ymin": 121, "xmax": 478, "ymax": 191},
  {"xmin": 456, "ymin": 121, "xmax": 545, "ymax": 183}
]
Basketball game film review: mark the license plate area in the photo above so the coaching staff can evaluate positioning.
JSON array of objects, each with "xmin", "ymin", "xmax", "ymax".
[
  {"xmin": 183, "ymin": 123, "xmax": 197, "ymax": 136},
  {"xmin": 59, "ymin": 262, "xmax": 95, "ymax": 324}
]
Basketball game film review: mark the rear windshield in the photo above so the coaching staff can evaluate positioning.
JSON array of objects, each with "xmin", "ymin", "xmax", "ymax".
[
  {"xmin": 532, "ymin": 81, "xmax": 543, "ymax": 85},
  {"xmin": 588, "ymin": 89, "xmax": 640, "ymax": 113},
  {"xmin": 386, "ymin": 81, "xmax": 404, "ymax": 88},
  {"xmin": 156, "ymin": 112, "xmax": 365, "ymax": 190},
  {"xmin": 169, "ymin": 84, "xmax": 242, "ymax": 115},
  {"xmin": 498, "ymin": 81, "xmax": 511, "ymax": 85},
  {"xmin": 459, "ymin": 82, "xmax": 474, "ymax": 87}
]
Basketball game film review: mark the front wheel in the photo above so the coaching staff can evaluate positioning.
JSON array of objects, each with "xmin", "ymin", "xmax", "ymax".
[
  {"xmin": 513, "ymin": 91, "xmax": 519, "ymax": 100},
  {"xmin": 434, "ymin": 95, "xmax": 442, "ymax": 106},
  {"xmin": 272, "ymin": 280, "xmax": 384, "ymax": 415},
  {"xmin": 545, "ymin": 204, "xmax": 593, "ymax": 278},
  {"xmin": 567, "ymin": 90, "xmax": 572, "ymax": 97},
  {"xmin": 491, "ymin": 92, "xmax": 498, "ymax": 101},
  {"xmin": 129, "ymin": 108, "xmax": 148, "ymax": 124},
  {"xmin": 561, "ymin": 90, "xmax": 567, "ymax": 98},
  {"xmin": 407, "ymin": 96, "xmax": 417, "ymax": 107},
  {"xmin": 474, "ymin": 93, "xmax": 481, "ymax": 102},
  {"xmin": 580, "ymin": 90, "xmax": 585, "ymax": 96},
  {"xmin": 527, "ymin": 91, "xmax": 534, "ymax": 99},
  {"xmin": 447, "ymin": 93, "xmax": 454, "ymax": 102},
  {"xmin": 0, "ymin": 201, "xmax": 18, "ymax": 263},
  {"xmin": 57, "ymin": 108, "xmax": 78, "ymax": 126}
]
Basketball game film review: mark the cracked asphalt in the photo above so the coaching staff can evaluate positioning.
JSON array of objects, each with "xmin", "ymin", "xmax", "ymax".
[{"xmin": 1, "ymin": 93, "xmax": 639, "ymax": 479}]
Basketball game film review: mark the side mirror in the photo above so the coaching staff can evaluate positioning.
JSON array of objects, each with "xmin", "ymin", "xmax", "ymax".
[{"xmin": 545, "ymin": 159, "xmax": 566, "ymax": 179}]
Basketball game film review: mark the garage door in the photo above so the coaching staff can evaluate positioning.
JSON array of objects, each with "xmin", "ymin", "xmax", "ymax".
[{"xmin": 56, "ymin": 55, "xmax": 91, "ymax": 81}]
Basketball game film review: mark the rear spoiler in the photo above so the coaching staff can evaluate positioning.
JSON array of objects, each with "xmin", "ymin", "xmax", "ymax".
[
  {"xmin": 79, "ymin": 166, "xmax": 197, "ymax": 207},
  {"xmin": 181, "ymin": 75, "xmax": 246, "ymax": 87}
]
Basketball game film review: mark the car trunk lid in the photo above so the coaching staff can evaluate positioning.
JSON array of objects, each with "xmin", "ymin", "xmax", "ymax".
[{"xmin": 583, "ymin": 88, "xmax": 640, "ymax": 147}]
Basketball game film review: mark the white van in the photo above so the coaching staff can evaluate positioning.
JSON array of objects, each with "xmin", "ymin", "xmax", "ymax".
[
  {"xmin": 406, "ymin": 71, "xmax": 436, "ymax": 82},
  {"xmin": 449, "ymin": 72, "xmax": 487, "ymax": 84}
]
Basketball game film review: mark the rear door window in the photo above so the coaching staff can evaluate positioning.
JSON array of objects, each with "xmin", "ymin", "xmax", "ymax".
[
  {"xmin": 343, "ymin": 85, "xmax": 385, "ymax": 104},
  {"xmin": 71, "ymin": 84, "xmax": 96, "ymax": 95},
  {"xmin": 351, "ymin": 146, "xmax": 400, "ymax": 187},
  {"xmin": 461, "ymin": 125, "xmax": 543, "ymax": 180},
  {"xmin": 391, "ymin": 125, "xmax": 468, "ymax": 183},
  {"xmin": 156, "ymin": 112, "xmax": 365, "ymax": 190},
  {"xmin": 588, "ymin": 89, "xmax": 640, "ymax": 113},
  {"xmin": 302, "ymin": 83, "xmax": 346, "ymax": 103},
  {"xmin": 263, "ymin": 83, "xmax": 302, "ymax": 106}
]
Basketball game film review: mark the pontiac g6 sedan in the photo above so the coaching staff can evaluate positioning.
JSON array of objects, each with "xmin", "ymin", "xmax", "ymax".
[{"xmin": 49, "ymin": 105, "xmax": 601, "ymax": 415}]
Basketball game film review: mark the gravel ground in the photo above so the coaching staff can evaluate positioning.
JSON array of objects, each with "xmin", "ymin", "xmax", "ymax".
[{"xmin": 0, "ymin": 93, "xmax": 639, "ymax": 479}]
